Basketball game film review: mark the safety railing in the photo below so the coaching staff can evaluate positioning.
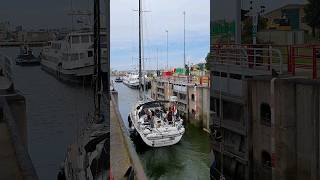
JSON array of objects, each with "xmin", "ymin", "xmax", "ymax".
[
  {"xmin": 210, "ymin": 44, "xmax": 284, "ymax": 75},
  {"xmin": 157, "ymin": 75, "xmax": 210, "ymax": 87},
  {"xmin": 289, "ymin": 44, "xmax": 320, "ymax": 79}
]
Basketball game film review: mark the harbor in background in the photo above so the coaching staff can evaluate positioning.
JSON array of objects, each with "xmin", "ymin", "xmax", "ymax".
[{"xmin": 0, "ymin": 47, "xmax": 98, "ymax": 180}]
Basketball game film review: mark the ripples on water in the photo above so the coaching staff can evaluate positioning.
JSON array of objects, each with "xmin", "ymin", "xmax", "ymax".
[
  {"xmin": 1, "ymin": 47, "xmax": 96, "ymax": 180},
  {"xmin": 113, "ymin": 79, "xmax": 210, "ymax": 180}
]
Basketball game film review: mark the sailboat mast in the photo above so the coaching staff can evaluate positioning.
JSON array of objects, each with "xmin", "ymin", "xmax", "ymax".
[
  {"xmin": 138, "ymin": 0, "xmax": 143, "ymax": 100},
  {"xmin": 94, "ymin": 0, "xmax": 102, "ymax": 121}
]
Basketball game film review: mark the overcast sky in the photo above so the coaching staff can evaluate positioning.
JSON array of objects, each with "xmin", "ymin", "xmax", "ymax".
[
  {"xmin": 110, "ymin": 0, "xmax": 210, "ymax": 71},
  {"xmin": 112, "ymin": 0, "xmax": 306, "ymax": 71},
  {"xmin": 0, "ymin": 0, "xmax": 307, "ymax": 70}
]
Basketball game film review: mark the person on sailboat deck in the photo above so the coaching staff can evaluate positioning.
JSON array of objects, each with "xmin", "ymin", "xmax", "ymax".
[
  {"xmin": 171, "ymin": 103, "xmax": 177, "ymax": 116},
  {"xmin": 167, "ymin": 103, "xmax": 178, "ymax": 122},
  {"xmin": 166, "ymin": 106, "xmax": 173, "ymax": 124}
]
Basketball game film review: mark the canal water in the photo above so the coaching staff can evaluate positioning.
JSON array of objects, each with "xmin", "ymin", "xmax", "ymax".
[
  {"xmin": 0, "ymin": 46, "xmax": 210, "ymax": 180},
  {"xmin": 0, "ymin": 47, "xmax": 96, "ymax": 180},
  {"xmin": 113, "ymin": 79, "xmax": 210, "ymax": 180}
]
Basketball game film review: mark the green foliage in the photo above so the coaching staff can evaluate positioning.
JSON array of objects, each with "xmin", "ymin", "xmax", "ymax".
[
  {"xmin": 241, "ymin": 16, "xmax": 268, "ymax": 44},
  {"xmin": 205, "ymin": 53, "xmax": 210, "ymax": 70},
  {"xmin": 304, "ymin": 0, "xmax": 320, "ymax": 37}
]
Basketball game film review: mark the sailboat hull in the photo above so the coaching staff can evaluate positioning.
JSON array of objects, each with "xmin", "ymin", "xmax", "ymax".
[
  {"xmin": 129, "ymin": 109, "xmax": 185, "ymax": 148},
  {"xmin": 140, "ymin": 131, "xmax": 184, "ymax": 147}
]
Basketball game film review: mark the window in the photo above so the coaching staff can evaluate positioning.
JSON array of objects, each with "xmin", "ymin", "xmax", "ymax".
[
  {"xmin": 72, "ymin": 36, "xmax": 80, "ymax": 44},
  {"xmin": 260, "ymin": 103, "xmax": 271, "ymax": 126},
  {"xmin": 210, "ymin": 98, "xmax": 220, "ymax": 117},
  {"xmin": 80, "ymin": 53, "xmax": 85, "ymax": 59},
  {"xmin": 191, "ymin": 94, "xmax": 195, "ymax": 101},
  {"xmin": 221, "ymin": 72, "xmax": 227, "ymax": 77},
  {"xmin": 223, "ymin": 101, "xmax": 243, "ymax": 122},
  {"xmin": 100, "ymin": 35, "xmax": 107, "ymax": 43},
  {"xmin": 261, "ymin": 151, "xmax": 272, "ymax": 168},
  {"xmin": 213, "ymin": 71, "xmax": 220, "ymax": 76},
  {"xmin": 88, "ymin": 51, "xmax": 93, "ymax": 57},
  {"xmin": 81, "ymin": 35, "xmax": 89, "ymax": 43},
  {"xmin": 71, "ymin": 53, "xmax": 78, "ymax": 61},
  {"xmin": 62, "ymin": 54, "xmax": 69, "ymax": 61},
  {"xmin": 230, "ymin": 73, "xmax": 242, "ymax": 80},
  {"xmin": 212, "ymin": 71, "xmax": 227, "ymax": 77},
  {"xmin": 180, "ymin": 94, "xmax": 186, "ymax": 100}
]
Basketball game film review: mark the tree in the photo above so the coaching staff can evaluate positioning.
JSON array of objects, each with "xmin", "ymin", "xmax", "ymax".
[
  {"xmin": 304, "ymin": 0, "xmax": 320, "ymax": 37},
  {"xmin": 241, "ymin": 15, "xmax": 268, "ymax": 44},
  {"xmin": 205, "ymin": 53, "xmax": 210, "ymax": 70}
]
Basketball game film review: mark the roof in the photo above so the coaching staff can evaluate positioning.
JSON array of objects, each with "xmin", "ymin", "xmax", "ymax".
[{"xmin": 264, "ymin": 3, "xmax": 307, "ymax": 17}]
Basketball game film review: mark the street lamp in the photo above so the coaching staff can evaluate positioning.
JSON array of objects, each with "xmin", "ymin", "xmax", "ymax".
[{"xmin": 166, "ymin": 30, "xmax": 169, "ymax": 69}]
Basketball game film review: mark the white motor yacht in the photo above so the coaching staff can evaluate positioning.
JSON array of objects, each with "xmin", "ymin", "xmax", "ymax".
[
  {"xmin": 123, "ymin": 73, "xmax": 139, "ymax": 89},
  {"xmin": 40, "ymin": 31, "xmax": 108, "ymax": 84}
]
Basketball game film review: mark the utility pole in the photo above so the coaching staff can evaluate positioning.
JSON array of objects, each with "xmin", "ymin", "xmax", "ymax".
[
  {"xmin": 166, "ymin": 30, "xmax": 169, "ymax": 69},
  {"xmin": 93, "ymin": 0, "xmax": 101, "ymax": 122},
  {"xmin": 183, "ymin": 11, "xmax": 186, "ymax": 67},
  {"xmin": 249, "ymin": 0, "xmax": 266, "ymax": 45},
  {"xmin": 236, "ymin": 0, "xmax": 241, "ymax": 44},
  {"xmin": 105, "ymin": 0, "xmax": 110, "ymax": 122},
  {"xmin": 156, "ymin": 48, "xmax": 159, "ymax": 72}
]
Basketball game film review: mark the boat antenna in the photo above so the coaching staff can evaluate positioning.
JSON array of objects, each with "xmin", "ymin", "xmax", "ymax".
[
  {"xmin": 138, "ymin": 0, "xmax": 143, "ymax": 101},
  {"xmin": 93, "ymin": 0, "xmax": 102, "ymax": 123},
  {"xmin": 71, "ymin": 0, "xmax": 74, "ymax": 31}
]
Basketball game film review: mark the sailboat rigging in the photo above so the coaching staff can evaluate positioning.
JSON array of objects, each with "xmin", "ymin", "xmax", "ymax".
[
  {"xmin": 128, "ymin": 0, "xmax": 185, "ymax": 148},
  {"xmin": 58, "ymin": 0, "xmax": 110, "ymax": 179},
  {"xmin": 93, "ymin": 0, "xmax": 102, "ymax": 122}
]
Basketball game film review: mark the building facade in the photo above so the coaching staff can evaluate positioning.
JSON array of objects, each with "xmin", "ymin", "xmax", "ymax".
[
  {"xmin": 264, "ymin": 4, "xmax": 318, "ymax": 35},
  {"xmin": 248, "ymin": 77, "xmax": 320, "ymax": 180},
  {"xmin": 151, "ymin": 76, "xmax": 210, "ymax": 131},
  {"xmin": 209, "ymin": 1, "xmax": 320, "ymax": 180}
]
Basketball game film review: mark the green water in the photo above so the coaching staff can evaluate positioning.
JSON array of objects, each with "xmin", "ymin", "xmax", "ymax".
[
  {"xmin": 138, "ymin": 124, "xmax": 210, "ymax": 180},
  {"xmin": 114, "ymin": 80, "xmax": 210, "ymax": 180}
]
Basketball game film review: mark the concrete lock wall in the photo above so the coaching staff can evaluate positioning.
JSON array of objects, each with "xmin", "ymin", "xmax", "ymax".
[
  {"xmin": 151, "ymin": 79, "xmax": 210, "ymax": 130},
  {"xmin": 5, "ymin": 95, "xmax": 28, "ymax": 146},
  {"xmin": 188, "ymin": 86, "xmax": 210, "ymax": 129},
  {"xmin": 248, "ymin": 79, "xmax": 272, "ymax": 180},
  {"xmin": 295, "ymin": 84, "xmax": 319, "ymax": 180},
  {"xmin": 248, "ymin": 78, "xmax": 320, "ymax": 180},
  {"xmin": 273, "ymin": 80, "xmax": 297, "ymax": 180}
]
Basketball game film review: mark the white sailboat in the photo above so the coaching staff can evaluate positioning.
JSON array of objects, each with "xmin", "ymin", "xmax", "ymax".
[{"xmin": 128, "ymin": 0, "xmax": 185, "ymax": 147}]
